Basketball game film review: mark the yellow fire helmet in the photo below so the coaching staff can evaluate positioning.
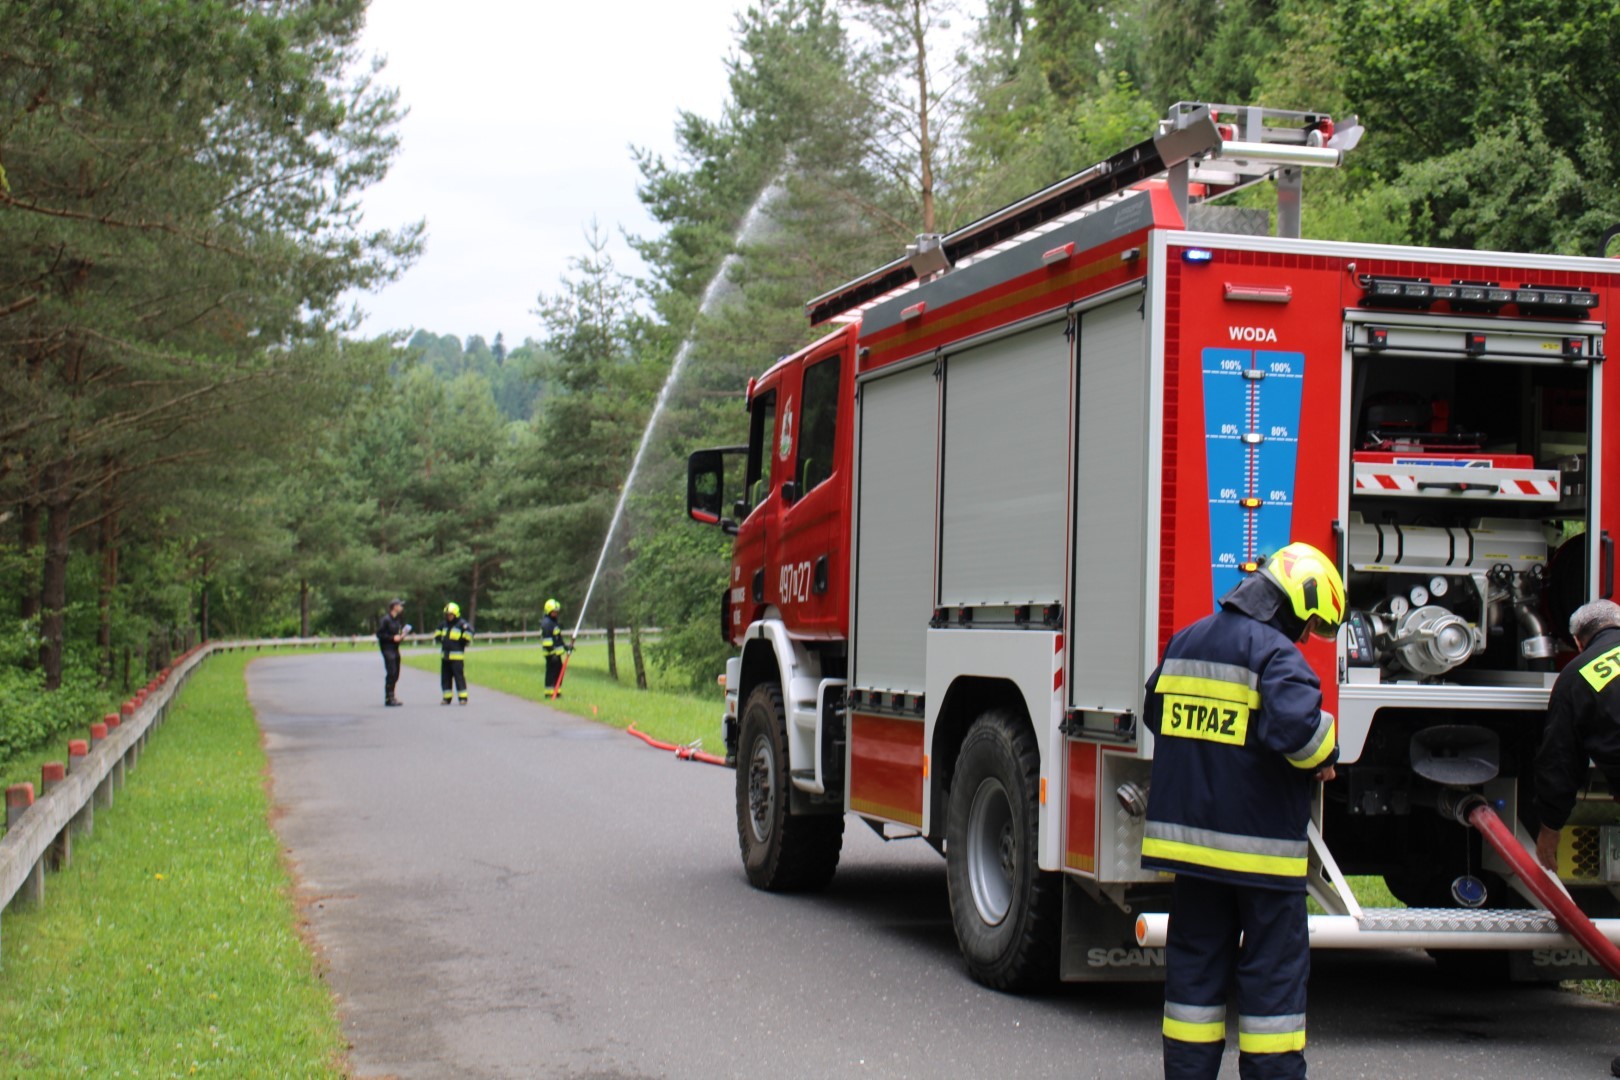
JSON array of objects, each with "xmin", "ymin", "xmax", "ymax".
[
  {"xmin": 444, "ymin": 602, "xmax": 460, "ymax": 618},
  {"xmin": 1259, "ymin": 542, "xmax": 1345, "ymax": 639},
  {"xmin": 544, "ymin": 598, "xmax": 561, "ymax": 615}
]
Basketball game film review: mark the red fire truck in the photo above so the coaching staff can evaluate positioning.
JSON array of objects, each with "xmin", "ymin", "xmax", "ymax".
[{"xmin": 685, "ymin": 103, "xmax": 1620, "ymax": 987}]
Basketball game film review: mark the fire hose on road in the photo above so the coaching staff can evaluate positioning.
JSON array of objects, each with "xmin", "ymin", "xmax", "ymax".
[
  {"xmin": 1451, "ymin": 792, "xmax": 1620, "ymax": 978},
  {"xmin": 626, "ymin": 724, "xmax": 729, "ymax": 768}
]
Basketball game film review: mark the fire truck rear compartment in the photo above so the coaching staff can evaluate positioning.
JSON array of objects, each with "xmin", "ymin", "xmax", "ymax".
[{"xmin": 1343, "ymin": 318, "xmax": 1594, "ymax": 690}]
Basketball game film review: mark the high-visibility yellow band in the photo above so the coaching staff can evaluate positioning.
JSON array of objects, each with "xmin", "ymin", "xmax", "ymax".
[
  {"xmin": 1163, "ymin": 1017, "xmax": 1225, "ymax": 1043},
  {"xmin": 1291, "ymin": 730, "xmax": 1336, "ymax": 771},
  {"xmin": 1141, "ymin": 837, "xmax": 1307, "ymax": 878},
  {"xmin": 1159, "ymin": 695, "xmax": 1250, "ymax": 746},
  {"xmin": 1238, "ymin": 1030, "xmax": 1306, "ymax": 1054},
  {"xmin": 1155, "ymin": 674, "xmax": 1260, "ymax": 707},
  {"xmin": 447, "ymin": 653, "xmax": 464, "ymax": 660},
  {"xmin": 1581, "ymin": 645, "xmax": 1620, "ymax": 692}
]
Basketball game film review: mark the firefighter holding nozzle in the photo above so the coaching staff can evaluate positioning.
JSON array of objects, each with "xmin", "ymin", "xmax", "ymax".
[
  {"xmin": 540, "ymin": 598, "xmax": 572, "ymax": 699},
  {"xmin": 1141, "ymin": 542, "xmax": 1343, "ymax": 1080},
  {"xmin": 434, "ymin": 602, "xmax": 473, "ymax": 705}
]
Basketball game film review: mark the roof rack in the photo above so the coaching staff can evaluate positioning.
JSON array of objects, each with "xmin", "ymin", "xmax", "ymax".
[{"xmin": 806, "ymin": 102, "xmax": 1361, "ymax": 326}]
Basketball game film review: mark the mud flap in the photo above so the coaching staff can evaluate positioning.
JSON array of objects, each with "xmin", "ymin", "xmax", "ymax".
[
  {"xmin": 1508, "ymin": 947, "xmax": 1612, "ymax": 982},
  {"xmin": 1059, "ymin": 878, "xmax": 1170, "ymax": 982}
]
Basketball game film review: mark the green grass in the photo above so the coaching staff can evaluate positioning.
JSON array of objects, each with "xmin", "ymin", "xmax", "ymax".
[
  {"xmin": 0, "ymin": 650, "xmax": 345, "ymax": 1077},
  {"xmin": 404, "ymin": 642, "xmax": 725, "ymax": 749}
]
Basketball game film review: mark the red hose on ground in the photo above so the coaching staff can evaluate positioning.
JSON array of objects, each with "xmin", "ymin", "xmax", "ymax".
[
  {"xmin": 1465, "ymin": 799, "xmax": 1620, "ymax": 978},
  {"xmin": 626, "ymin": 724, "xmax": 729, "ymax": 767}
]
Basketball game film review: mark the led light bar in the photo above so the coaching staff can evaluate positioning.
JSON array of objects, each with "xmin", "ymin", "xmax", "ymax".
[{"xmin": 1359, "ymin": 275, "xmax": 1599, "ymax": 317}]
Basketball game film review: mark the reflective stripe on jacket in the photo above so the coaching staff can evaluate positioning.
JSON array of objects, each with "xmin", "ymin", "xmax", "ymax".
[
  {"xmin": 1141, "ymin": 606, "xmax": 1337, "ymax": 891},
  {"xmin": 434, "ymin": 617, "xmax": 472, "ymax": 660}
]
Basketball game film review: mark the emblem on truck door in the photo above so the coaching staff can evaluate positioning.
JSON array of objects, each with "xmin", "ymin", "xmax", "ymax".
[{"xmin": 779, "ymin": 398, "xmax": 794, "ymax": 461}]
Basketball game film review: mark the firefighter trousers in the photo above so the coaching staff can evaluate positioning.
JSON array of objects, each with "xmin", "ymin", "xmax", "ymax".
[
  {"xmin": 544, "ymin": 653, "xmax": 563, "ymax": 692},
  {"xmin": 1162, "ymin": 874, "xmax": 1309, "ymax": 1080},
  {"xmin": 440, "ymin": 658, "xmax": 467, "ymax": 701}
]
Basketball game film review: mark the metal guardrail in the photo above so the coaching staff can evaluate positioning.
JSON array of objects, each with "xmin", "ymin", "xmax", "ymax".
[
  {"xmin": 0, "ymin": 642, "xmax": 211, "ymax": 961},
  {"xmin": 0, "ymin": 625, "xmax": 641, "ymax": 959},
  {"xmin": 214, "ymin": 627, "xmax": 625, "ymax": 650}
]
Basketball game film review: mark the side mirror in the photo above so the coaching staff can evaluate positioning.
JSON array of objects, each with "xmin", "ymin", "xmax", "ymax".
[{"xmin": 688, "ymin": 446, "xmax": 746, "ymax": 533}]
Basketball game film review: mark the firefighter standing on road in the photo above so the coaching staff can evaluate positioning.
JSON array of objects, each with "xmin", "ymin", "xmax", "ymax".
[
  {"xmin": 377, "ymin": 598, "xmax": 409, "ymax": 707},
  {"xmin": 541, "ymin": 598, "xmax": 571, "ymax": 698},
  {"xmin": 434, "ymin": 602, "xmax": 473, "ymax": 705},
  {"xmin": 1530, "ymin": 598, "xmax": 1620, "ymax": 1080},
  {"xmin": 1141, "ymin": 542, "xmax": 1342, "ymax": 1080}
]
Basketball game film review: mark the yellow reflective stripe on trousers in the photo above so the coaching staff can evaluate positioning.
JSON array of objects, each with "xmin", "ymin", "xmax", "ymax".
[
  {"xmin": 447, "ymin": 652, "xmax": 464, "ymax": 660},
  {"xmin": 1163, "ymin": 1016, "xmax": 1226, "ymax": 1043},
  {"xmin": 1238, "ymin": 1030, "xmax": 1306, "ymax": 1054},
  {"xmin": 1164, "ymin": 1001, "xmax": 1225, "ymax": 1043},
  {"xmin": 1140, "ymin": 837, "xmax": 1307, "ymax": 878}
]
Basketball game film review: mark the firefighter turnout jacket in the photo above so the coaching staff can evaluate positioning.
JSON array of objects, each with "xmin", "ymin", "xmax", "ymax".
[
  {"xmin": 434, "ymin": 616, "xmax": 472, "ymax": 659},
  {"xmin": 540, "ymin": 613, "xmax": 565, "ymax": 657},
  {"xmin": 1534, "ymin": 625, "xmax": 1620, "ymax": 831},
  {"xmin": 1141, "ymin": 605, "xmax": 1338, "ymax": 891}
]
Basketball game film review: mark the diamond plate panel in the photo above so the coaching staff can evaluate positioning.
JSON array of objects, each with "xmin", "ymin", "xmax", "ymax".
[{"xmin": 1359, "ymin": 907, "xmax": 1560, "ymax": 934}]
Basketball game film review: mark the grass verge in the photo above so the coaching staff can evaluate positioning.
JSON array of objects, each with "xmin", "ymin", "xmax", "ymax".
[
  {"xmin": 404, "ymin": 642, "xmax": 724, "ymax": 749},
  {"xmin": 0, "ymin": 650, "xmax": 345, "ymax": 1077}
]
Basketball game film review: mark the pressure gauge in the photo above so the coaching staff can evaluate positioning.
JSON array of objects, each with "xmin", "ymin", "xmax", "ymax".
[
  {"xmin": 1389, "ymin": 595, "xmax": 1410, "ymax": 618},
  {"xmin": 1429, "ymin": 575, "xmax": 1449, "ymax": 598},
  {"xmin": 1409, "ymin": 585, "xmax": 1430, "ymax": 607}
]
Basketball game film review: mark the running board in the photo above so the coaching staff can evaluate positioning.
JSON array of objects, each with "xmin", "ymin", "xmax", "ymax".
[{"xmin": 1136, "ymin": 908, "xmax": 1620, "ymax": 951}]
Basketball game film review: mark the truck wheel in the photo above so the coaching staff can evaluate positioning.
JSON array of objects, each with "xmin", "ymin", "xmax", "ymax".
[
  {"xmin": 945, "ymin": 709, "xmax": 1061, "ymax": 991},
  {"xmin": 736, "ymin": 681, "xmax": 843, "ymax": 891}
]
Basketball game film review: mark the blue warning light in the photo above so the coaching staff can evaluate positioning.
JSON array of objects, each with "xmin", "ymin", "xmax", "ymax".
[{"xmin": 1183, "ymin": 248, "xmax": 1214, "ymax": 263}]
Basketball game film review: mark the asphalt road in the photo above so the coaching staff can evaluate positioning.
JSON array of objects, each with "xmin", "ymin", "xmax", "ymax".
[{"xmin": 252, "ymin": 652, "xmax": 1620, "ymax": 1079}]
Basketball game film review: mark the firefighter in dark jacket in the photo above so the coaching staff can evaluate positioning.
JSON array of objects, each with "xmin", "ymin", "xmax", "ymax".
[
  {"xmin": 377, "ymin": 598, "xmax": 409, "ymax": 707},
  {"xmin": 434, "ymin": 602, "xmax": 473, "ymax": 705},
  {"xmin": 541, "ymin": 598, "xmax": 571, "ymax": 698},
  {"xmin": 1531, "ymin": 599, "xmax": 1620, "ymax": 1080},
  {"xmin": 1142, "ymin": 542, "xmax": 1343, "ymax": 1080},
  {"xmin": 1534, "ymin": 598, "xmax": 1620, "ymax": 868}
]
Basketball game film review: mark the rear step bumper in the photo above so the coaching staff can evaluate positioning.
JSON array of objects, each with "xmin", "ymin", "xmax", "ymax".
[{"xmin": 1136, "ymin": 908, "xmax": 1620, "ymax": 950}]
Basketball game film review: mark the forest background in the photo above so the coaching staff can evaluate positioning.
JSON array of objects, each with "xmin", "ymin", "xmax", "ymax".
[{"xmin": 3, "ymin": 0, "xmax": 1619, "ymax": 756}]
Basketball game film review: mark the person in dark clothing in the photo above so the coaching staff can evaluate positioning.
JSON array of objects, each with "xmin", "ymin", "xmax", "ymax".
[
  {"xmin": 1142, "ymin": 542, "xmax": 1343, "ymax": 1080},
  {"xmin": 540, "ymin": 598, "xmax": 571, "ymax": 698},
  {"xmin": 434, "ymin": 601, "xmax": 473, "ymax": 705},
  {"xmin": 377, "ymin": 598, "xmax": 410, "ymax": 706},
  {"xmin": 1531, "ymin": 599, "xmax": 1620, "ymax": 1080}
]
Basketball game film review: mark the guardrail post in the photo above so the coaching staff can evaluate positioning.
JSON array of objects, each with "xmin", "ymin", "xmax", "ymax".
[
  {"xmin": 5, "ymin": 784, "xmax": 43, "ymax": 908},
  {"xmin": 89, "ymin": 723, "xmax": 113, "ymax": 810},
  {"xmin": 40, "ymin": 763, "xmax": 70, "ymax": 870},
  {"xmin": 105, "ymin": 713, "xmax": 127, "ymax": 792},
  {"xmin": 66, "ymin": 740, "xmax": 90, "ymax": 844}
]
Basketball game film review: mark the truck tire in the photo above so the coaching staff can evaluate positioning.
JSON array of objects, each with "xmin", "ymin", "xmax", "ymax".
[
  {"xmin": 945, "ymin": 709, "xmax": 1061, "ymax": 991},
  {"xmin": 736, "ymin": 681, "xmax": 843, "ymax": 891}
]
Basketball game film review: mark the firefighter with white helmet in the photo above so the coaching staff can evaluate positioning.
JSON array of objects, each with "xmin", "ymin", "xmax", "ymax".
[
  {"xmin": 540, "ymin": 598, "xmax": 571, "ymax": 698},
  {"xmin": 434, "ymin": 601, "xmax": 473, "ymax": 705},
  {"xmin": 1141, "ymin": 541, "xmax": 1343, "ymax": 1080}
]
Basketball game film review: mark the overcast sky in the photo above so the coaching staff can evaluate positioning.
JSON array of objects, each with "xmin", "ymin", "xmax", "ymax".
[{"xmin": 350, "ymin": 1, "xmax": 744, "ymax": 344}]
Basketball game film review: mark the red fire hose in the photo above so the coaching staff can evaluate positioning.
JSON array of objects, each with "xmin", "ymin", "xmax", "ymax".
[
  {"xmin": 1460, "ymin": 795, "xmax": 1620, "ymax": 978},
  {"xmin": 626, "ymin": 724, "xmax": 729, "ymax": 767}
]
